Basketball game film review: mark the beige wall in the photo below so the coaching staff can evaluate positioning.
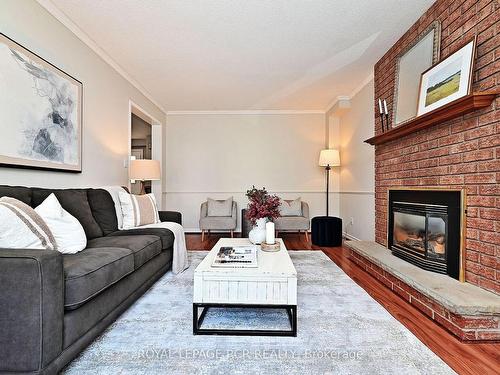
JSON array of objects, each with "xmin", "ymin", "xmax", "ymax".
[
  {"xmin": 164, "ymin": 113, "xmax": 338, "ymax": 231},
  {"xmin": 0, "ymin": 0, "xmax": 165, "ymax": 188},
  {"xmin": 338, "ymin": 80, "xmax": 375, "ymax": 240}
]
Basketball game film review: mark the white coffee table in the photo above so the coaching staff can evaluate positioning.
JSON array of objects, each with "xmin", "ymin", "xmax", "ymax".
[{"xmin": 193, "ymin": 238, "xmax": 297, "ymax": 336}]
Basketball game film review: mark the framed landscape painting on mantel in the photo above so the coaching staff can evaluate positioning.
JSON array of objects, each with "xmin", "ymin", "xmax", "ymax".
[
  {"xmin": 417, "ymin": 38, "xmax": 475, "ymax": 116},
  {"xmin": 0, "ymin": 33, "xmax": 82, "ymax": 172}
]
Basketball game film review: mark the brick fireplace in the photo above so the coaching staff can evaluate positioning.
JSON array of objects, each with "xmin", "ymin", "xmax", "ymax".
[{"xmin": 373, "ymin": 0, "xmax": 499, "ymax": 295}]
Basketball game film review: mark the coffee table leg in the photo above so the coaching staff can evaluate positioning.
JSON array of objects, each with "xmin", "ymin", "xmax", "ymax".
[
  {"xmin": 290, "ymin": 305, "xmax": 297, "ymax": 337},
  {"xmin": 193, "ymin": 304, "xmax": 210, "ymax": 335},
  {"xmin": 193, "ymin": 304, "xmax": 198, "ymax": 334},
  {"xmin": 193, "ymin": 303, "xmax": 297, "ymax": 336}
]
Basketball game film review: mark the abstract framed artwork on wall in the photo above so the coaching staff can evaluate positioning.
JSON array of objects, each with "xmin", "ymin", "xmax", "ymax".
[
  {"xmin": 0, "ymin": 33, "xmax": 82, "ymax": 172},
  {"xmin": 417, "ymin": 37, "xmax": 475, "ymax": 117}
]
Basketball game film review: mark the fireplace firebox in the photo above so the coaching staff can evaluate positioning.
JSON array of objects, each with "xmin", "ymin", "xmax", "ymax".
[{"xmin": 388, "ymin": 189, "xmax": 465, "ymax": 281}]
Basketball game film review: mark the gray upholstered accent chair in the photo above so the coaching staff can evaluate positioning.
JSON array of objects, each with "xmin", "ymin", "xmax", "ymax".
[
  {"xmin": 199, "ymin": 200, "xmax": 237, "ymax": 241},
  {"xmin": 275, "ymin": 201, "xmax": 310, "ymax": 241}
]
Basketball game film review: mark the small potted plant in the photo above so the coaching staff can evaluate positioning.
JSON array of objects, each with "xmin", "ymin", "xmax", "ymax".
[{"xmin": 245, "ymin": 186, "xmax": 281, "ymax": 244}]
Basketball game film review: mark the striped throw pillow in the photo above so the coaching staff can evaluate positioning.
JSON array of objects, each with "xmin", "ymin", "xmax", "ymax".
[
  {"xmin": 0, "ymin": 197, "xmax": 57, "ymax": 250},
  {"xmin": 118, "ymin": 191, "xmax": 160, "ymax": 229}
]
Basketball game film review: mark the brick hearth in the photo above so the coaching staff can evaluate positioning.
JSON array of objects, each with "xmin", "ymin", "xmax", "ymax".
[
  {"xmin": 374, "ymin": 0, "xmax": 499, "ymax": 294},
  {"xmin": 345, "ymin": 241, "xmax": 500, "ymax": 341}
]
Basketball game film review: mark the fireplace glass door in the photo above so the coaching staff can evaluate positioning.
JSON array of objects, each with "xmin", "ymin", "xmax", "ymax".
[
  {"xmin": 426, "ymin": 214, "xmax": 447, "ymax": 261},
  {"xmin": 391, "ymin": 202, "xmax": 448, "ymax": 274},
  {"xmin": 393, "ymin": 211, "xmax": 426, "ymax": 255}
]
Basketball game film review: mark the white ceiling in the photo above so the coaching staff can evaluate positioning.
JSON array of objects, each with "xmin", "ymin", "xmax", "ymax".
[{"xmin": 47, "ymin": 0, "xmax": 434, "ymax": 111}]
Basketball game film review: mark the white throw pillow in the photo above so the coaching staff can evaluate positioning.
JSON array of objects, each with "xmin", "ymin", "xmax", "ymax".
[
  {"xmin": 207, "ymin": 197, "xmax": 233, "ymax": 216},
  {"xmin": 279, "ymin": 198, "xmax": 302, "ymax": 216},
  {"xmin": 118, "ymin": 191, "xmax": 160, "ymax": 229},
  {"xmin": 0, "ymin": 197, "xmax": 57, "ymax": 250},
  {"xmin": 35, "ymin": 193, "xmax": 87, "ymax": 254},
  {"xmin": 102, "ymin": 186, "xmax": 127, "ymax": 229}
]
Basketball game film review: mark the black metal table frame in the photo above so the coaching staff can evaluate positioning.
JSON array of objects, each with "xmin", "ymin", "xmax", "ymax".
[{"xmin": 193, "ymin": 303, "xmax": 297, "ymax": 337}]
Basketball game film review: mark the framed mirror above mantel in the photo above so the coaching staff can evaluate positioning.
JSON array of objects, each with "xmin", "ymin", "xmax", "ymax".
[{"xmin": 392, "ymin": 21, "xmax": 441, "ymax": 127}]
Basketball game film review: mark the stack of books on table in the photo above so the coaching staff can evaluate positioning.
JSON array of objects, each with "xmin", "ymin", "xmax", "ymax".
[{"xmin": 211, "ymin": 246, "xmax": 258, "ymax": 268}]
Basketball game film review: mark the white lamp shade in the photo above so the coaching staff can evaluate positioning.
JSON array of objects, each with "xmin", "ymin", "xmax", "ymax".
[
  {"xmin": 319, "ymin": 149, "xmax": 340, "ymax": 167},
  {"xmin": 129, "ymin": 159, "xmax": 161, "ymax": 181}
]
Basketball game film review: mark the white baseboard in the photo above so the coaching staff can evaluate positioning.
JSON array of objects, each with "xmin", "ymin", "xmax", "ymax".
[{"xmin": 343, "ymin": 232, "xmax": 361, "ymax": 242}]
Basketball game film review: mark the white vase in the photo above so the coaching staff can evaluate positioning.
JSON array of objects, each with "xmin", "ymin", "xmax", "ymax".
[{"xmin": 249, "ymin": 218, "xmax": 268, "ymax": 244}]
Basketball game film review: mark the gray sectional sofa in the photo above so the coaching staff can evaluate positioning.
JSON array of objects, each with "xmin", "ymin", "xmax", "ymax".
[{"xmin": 0, "ymin": 185, "xmax": 182, "ymax": 375}]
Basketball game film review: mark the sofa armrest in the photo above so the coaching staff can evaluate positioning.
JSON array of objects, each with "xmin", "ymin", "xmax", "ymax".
[
  {"xmin": 200, "ymin": 202, "xmax": 208, "ymax": 220},
  {"xmin": 301, "ymin": 201, "xmax": 310, "ymax": 219},
  {"xmin": 159, "ymin": 210, "xmax": 182, "ymax": 225},
  {"xmin": 231, "ymin": 201, "xmax": 238, "ymax": 225},
  {"xmin": 0, "ymin": 249, "xmax": 64, "ymax": 373}
]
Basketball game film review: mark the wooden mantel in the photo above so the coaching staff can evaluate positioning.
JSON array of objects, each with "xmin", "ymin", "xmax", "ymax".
[{"xmin": 365, "ymin": 92, "xmax": 498, "ymax": 146}]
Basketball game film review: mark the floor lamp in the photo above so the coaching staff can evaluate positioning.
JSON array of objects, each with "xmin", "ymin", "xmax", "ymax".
[{"xmin": 318, "ymin": 149, "xmax": 340, "ymax": 216}]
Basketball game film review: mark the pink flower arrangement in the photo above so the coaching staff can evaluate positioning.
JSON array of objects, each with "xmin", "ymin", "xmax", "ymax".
[{"xmin": 245, "ymin": 186, "xmax": 281, "ymax": 225}]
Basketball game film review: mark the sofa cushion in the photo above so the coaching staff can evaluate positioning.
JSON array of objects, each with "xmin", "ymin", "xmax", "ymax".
[
  {"xmin": 87, "ymin": 189, "xmax": 119, "ymax": 235},
  {"xmin": 87, "ymin": 235, "xmax": 162, "ymax": 269},
  {"xmin": 200, "ymin": 215, "xmax": 236, "ymax": 230},
  {"xmin": 0, "ymin": 185, "xmax": 33, "ymax": 205},
  {"xmin": 108, "ymin": 228, "xmax": 174, "ymax": 251},
  {"xmin": 274, "ymin": 216, "xmax": 310, "ymax": 231},
  {"xmin": 63, "ymin": 247, "xmax": 134, "ymax": 310},
  {"xmin": 32, "ymin": 189, "xmax": 103, "ymax": 239}
]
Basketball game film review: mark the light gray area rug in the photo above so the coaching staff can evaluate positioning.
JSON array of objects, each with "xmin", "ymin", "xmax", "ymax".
[{"xmin": 64, "ymin": 251, "xmax": 454, "ymax": 375}]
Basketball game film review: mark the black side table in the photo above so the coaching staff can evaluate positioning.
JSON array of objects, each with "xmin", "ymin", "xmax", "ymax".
[
  {"xmin": 311, "ymin": 216, "xmax": 342, "ymax": 247},
  {"xmin": 241, "ymin": 209, "xmax": 251, "ymax": 238}
]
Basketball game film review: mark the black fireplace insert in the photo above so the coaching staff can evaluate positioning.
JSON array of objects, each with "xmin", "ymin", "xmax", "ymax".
[{"xmin": 388, "ymin": 189, "xmax": 464, "ymax": 281}]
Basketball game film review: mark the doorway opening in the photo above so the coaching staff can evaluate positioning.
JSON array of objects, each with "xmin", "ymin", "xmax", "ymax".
[
  {"xmin": 131, "ymin": 113, "xmax": 152, "ymax": 194},
  {"xmin": 128, "ymin": 101, "xmax": 163, "ymax": 207}
]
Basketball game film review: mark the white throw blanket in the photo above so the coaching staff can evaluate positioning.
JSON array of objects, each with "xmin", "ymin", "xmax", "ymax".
[
  {"xmin": 137, "ymin": 221, "xmax": 189, "ymax": 274},
  {"xmin": 102, "ymin": 186, "xmax": 189, "ymax": 274}
]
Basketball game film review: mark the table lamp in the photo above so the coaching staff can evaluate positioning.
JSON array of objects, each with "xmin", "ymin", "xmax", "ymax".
[
  {"xmin": 129, "ymin": 159, "xmax": 161, "ymax": 194},
  {"xmin": 318, "ymin": 149, "xmax": 340, "ymax": 216}
]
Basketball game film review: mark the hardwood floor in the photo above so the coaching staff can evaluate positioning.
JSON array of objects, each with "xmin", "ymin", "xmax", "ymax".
[{"xmin": 186, "ymin": 232, "xmax": 500, "ymax": 375}]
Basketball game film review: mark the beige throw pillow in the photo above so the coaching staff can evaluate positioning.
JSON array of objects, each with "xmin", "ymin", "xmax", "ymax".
[
  {"xmin": 207, "ymin": 197, "xmax": 233, "ymax": 217},
  {"xmin": 0, "ymin": 197, "xmax": 57, "ymax": 250},
  {"xmin": 118, "ymin": 191, "xmax": 160, "ymax": 229},
  {"xmin": 279, "ymin": 198, "xmax": 302, "ymax": 216}
]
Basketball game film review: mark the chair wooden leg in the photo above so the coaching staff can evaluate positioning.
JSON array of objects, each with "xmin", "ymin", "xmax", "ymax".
[
  {"xmin": 275, "ymin": 230, "xmax": 279, "ymax": 238},
  {"xmin": 305, "ymin": 230, "xmax": 309, "ymax": 243},
  {"xmin": 230, "ymin": 230, "xmax": 234, "ymax": 238},
  {"xmin": 201, "ymin": 230, "xmax": 205, "ymax": 242},
  {"xmin": 207, "ymin": 230, "xmax": 210, "ymax": 238}
]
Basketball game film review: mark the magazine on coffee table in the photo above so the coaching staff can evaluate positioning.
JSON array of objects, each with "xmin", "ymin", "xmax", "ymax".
[{"xmin": 211, "ymin": 246, "xmax": 258, "ymax": 268}]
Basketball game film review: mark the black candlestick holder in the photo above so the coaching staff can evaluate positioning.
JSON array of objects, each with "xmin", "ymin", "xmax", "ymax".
[{"xmin": 379, "ymin": 113, "xmax": 385, "ymax": 132}]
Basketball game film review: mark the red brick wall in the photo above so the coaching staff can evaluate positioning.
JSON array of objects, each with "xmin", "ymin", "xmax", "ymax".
[{"xmin": 374, "ymin": 0, "xmax": 499, "ymax": 294}]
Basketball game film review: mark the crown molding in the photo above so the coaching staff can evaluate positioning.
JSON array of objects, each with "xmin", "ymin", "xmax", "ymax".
[
  {"xmin": 324, "ymin": 72, "xmax": 374, "ymax": 113},
  {"xmin": 349, "ymin": 72, "xmax": 374, "ymax": 99},
  {"xmin": 325, "ymin": 95, "xmax": 349, "ymax": 114},
  {"xmin": 166, "ymin": 109, "xmax": 325, "ymax": 116},
  {"xmin": 36, "ymin": 0, "xmax": 167, "ymax": 114},
  {"xmin": 325, "ymin": 95, "xmax": 351, "ymax": 115}
]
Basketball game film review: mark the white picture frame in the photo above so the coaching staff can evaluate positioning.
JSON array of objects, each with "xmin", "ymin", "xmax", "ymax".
[{"xmin": 417, "ymin": 38, "xmax": 475, "ymax": 116}]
